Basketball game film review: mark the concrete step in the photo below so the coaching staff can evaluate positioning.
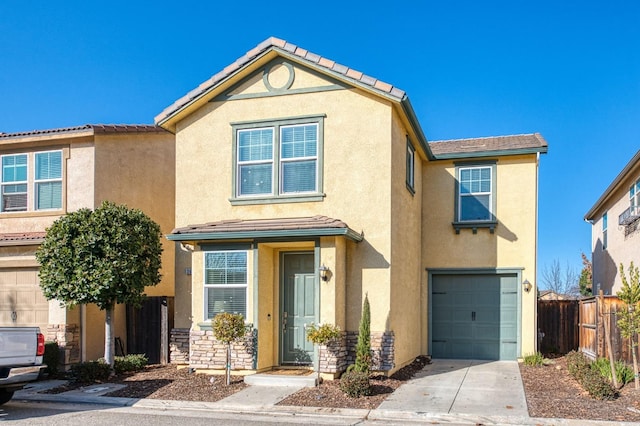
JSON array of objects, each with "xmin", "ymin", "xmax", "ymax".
[{"xmin": 244, "ymin": 373, "xmax": 317, "ymax": 387}]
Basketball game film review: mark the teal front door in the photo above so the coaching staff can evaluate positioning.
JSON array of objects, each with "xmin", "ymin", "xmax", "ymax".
[
  {"xmin": 281, "ymin": 253, "xmax": 316, "ymax": 365},
  {"xmin": 431, "ymin": 274, "xmax": 519, "ymax": 360}
]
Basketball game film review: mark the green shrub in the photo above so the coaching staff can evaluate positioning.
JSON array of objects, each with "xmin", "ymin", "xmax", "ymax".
[
  {"xmin": 339, "ymin": 370, "xmax": 372, "ymax": 398},
  {"xmin": 523, "ymin": 352, "xmax": 545, "ymax": 367},
  {"xmin": 566, "ymin": 350, "xmax": 590, "ymax": 381},
  {"xmin": 349, "ymin": 294, "xmax": 371, "ymax": 374},
  {"xmin": 43, "ymin": 341, "xmax": 59, "ymax": 377},
  {"xmin": 565, "ymin": 351, "xmax": 617, "ymax": 400},
  {"xmin": 591, "ymin": 358, "xmax": 634, "ymax": 385},
  {"xmin": 581, "ymin": 368, "xmax": 617, "ymax": 400},
  {"xmin": 306, "ymin": 323, "xmax": 342, "ymax": 345},
  {"xmin": 114, "ymin": 354, "xmax": 148, "ymax": 374},
  {"xmin": 70, "ymin": 361, "xmax": 111, "ymax": 383}
]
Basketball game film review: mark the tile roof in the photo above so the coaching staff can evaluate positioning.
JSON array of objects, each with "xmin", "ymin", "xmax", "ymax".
[
  {"xmin": 170, "ymin": 215, "xmax": 363, "ymax": 242},
  {"xmin": 428, "ymin": 133, "xmax": 548, "ymax": 158},
  {"xmin": 0, "ymin": 124, "xmax": 168, "ymax": 140},
  {"xmin": 155, "ymin": 37, "xmax": 407, "ymax": 125},
  {"xmin": 0, "ymin": 232, "xmax": 46, "ymax": 246}
]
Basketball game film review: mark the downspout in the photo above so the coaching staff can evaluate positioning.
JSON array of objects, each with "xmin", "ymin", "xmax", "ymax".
[{"xmin": 534, "ymin": 152, "xmax": 540, "ymax": 352}]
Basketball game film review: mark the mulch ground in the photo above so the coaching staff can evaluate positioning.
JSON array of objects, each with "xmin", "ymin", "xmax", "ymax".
[
  {"xmin": 42, "ymin": 354, "xmax": 640, "ymax": 421},
  {"xmin": 519, "ymin": 356, "xmax": 640, "ymax": 422}
]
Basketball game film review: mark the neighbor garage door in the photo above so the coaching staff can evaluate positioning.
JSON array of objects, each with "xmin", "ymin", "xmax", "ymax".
[
  {"xmin": 0, "ymin": 267, "xmax": 49, "ymax": 333},
  {"xmin": 431, "ymin": 273, "xmax": 518, "ymax": 360}
]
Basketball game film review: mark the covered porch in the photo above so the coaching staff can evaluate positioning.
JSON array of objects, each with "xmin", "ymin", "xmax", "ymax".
[{"xmin": 167, "ymin": 215, "xmax": 364, "ymax": 376}]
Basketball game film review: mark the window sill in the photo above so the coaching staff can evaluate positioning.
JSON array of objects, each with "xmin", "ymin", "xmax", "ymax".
[
  {"xmin": 230, "ymin": 193, "xmax": 325, "ymax": 206},
  {"xmin": 0, "ymin": 209, "xmax": 64, "ymax": 218},
  {"xmin": 452, "ymin": 221, "xmax": 498, "ymax": 234},
  {"xmin": 197, "ymin": 321, "xmax": 213, "ymax": 331}
]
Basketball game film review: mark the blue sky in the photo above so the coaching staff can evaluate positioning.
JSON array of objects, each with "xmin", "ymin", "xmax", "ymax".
[{"xmin": 1, "ymin": 1, "xmax": 638, "ymax": 283}]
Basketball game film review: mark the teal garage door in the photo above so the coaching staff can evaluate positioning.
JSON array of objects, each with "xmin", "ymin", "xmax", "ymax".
[{"xmin": 431, "ymin": 274, "xmax": 518, "ymax": 360}]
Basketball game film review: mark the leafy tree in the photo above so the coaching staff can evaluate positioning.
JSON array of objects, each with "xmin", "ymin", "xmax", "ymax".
[
  {"xmin": 617, "ymin": 262, "xmax": 640, "ymax": 390},
  {"xmin": 211, "ymin": 312, "xmax": 247, "ymax": 385},
  {"xmin": 36, "ymin": 201, "xmax": 162, "ymax": 366},
  {"xmin": 351, "ymin": 294, "xmax": 371, "ymax": 373},
  {"xmin": 579, "ymin": 252, "xmax": 593, "ymax": 297},
  {"xmin": 541, "ymin": 259, "xmax": 580, "ymax": 298},
  {"xmin": 306, "ymin": 322, "xmax": 342, "ymax": 381}
]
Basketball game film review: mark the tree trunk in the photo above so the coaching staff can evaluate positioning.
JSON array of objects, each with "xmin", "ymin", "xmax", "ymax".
[
  {"xmin": 104, "ymin": 306, "xmax": 115, "ymax": 367},
  {"xmin": 633, "ymin": 338, "xmax": 639, "ymax": 390},
  {"xmin": 226, "ymin": 343, "xmax": 231, "ymax": 386}
]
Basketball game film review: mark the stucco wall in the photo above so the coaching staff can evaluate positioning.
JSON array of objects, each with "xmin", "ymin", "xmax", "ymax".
[
  {"xmin": 174, "ymin": 70, "xmax": 395, "ymax": 332},
  {"xmin": 93, "ymin": 132, "xmax": 176, "ymax": 298},
  {"xmin": 589, "ymin": 165, "xmax": 640, "ymax": 295},
  {"xmin": 422, "ymin": 154, "xmax": 539, "ymax": 357},
  {"xmin": 388, "ymin": 111, "xmax": 423, "ymax": 369}
]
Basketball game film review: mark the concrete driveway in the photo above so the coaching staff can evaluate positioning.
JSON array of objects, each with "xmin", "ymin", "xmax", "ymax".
[{"xmin": 375, "ymin": 359, "xmax": 528, "ymax": 419}]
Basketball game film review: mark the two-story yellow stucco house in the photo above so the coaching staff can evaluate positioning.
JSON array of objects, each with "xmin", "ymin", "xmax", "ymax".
[
  {"xmin": 157, "ymin": 37, "xmax": 547, "ymax": 376},
  {"xmin": 584, "ymin": 149, "xmax": 640, "ymax": 295},
  {"xmin": 0, "ymin": 124, "xmax": 175, "ymax": 366}
]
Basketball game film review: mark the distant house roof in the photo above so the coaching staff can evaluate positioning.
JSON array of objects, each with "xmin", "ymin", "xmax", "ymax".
[
  {"xmin": 154, "ymin": 36, "xmax": 433, "ymax": 159},
  {"xmin": 584, "ymin": 149, "xmax": 640, "ymax": 221},
  {"xmin": 0, "ymin": 124, "xmax": 168, "ymax": 141},
  {"xmin": 429, "ymin": 133, "xmax": 548, "ymax": 159},
  {"xmin": 0, "ymin": 232, "xmax": 46, "ymax": 246},
  {"xmin": 168, "ymin": 215, "xmax": 363, "ymax": 242}
]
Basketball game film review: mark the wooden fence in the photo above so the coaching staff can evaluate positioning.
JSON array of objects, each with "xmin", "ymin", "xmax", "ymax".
[
  {"xmin": 578, "ymin": 295, "xmax": 634, "ymax": 364},
  {"xmin": 537, "ymin": 300, "xmax": 579, "ymax": 354}
]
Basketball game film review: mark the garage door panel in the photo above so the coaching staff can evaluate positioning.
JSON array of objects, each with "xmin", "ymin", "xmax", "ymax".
[
  {"xmin": 431, "ymin": 273, "xmax": 519, "ymax": 361},
  {"xmin": 0, "ymin": 267, "xmax": 48, "ymax": 332}
]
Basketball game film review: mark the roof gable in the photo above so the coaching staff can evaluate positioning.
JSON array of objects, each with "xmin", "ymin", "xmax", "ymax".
[{"xmin": 154, "ymin": 37, "xmax": 407, "ymax": 129}]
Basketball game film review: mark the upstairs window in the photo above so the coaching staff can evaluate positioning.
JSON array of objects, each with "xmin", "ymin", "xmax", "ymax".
[
  {"xmin": 406, "ymin": 139, "xmax": 415, "ymax": 194},
  {"xmin": 630, "ymin": 178, "xmax": 640, "ymax": 213},
  {"xmin": 458, "ymin": 166, "xmax": 493, "ymax": 221},
  {"xmin": 237, "ymin": 128, "xmax": 274, "ymax": 196},
  {"xmin": 1, "ymin": 154, "xmax": 28, "ymax": 212},
  {"xmin": 232, "ymin": 115, "xmax": 324, "ymax": 204},
  {"xmin": 204, "ymin": 251, "xmax": 248, "ymax": 319},
  {"xmin": 1, "ymin": 150, "xmax": 63, "ymax": 213},
  {"xmin": 35, "ymin": 151, "xmax": 62, "ymax": 210},
  {"xmin": 602, "ymin": 212, "xmax": 608, "ymax": 250}
]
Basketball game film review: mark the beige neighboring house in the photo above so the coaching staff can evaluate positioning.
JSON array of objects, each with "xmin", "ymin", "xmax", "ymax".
[
  {"xmin": 157, "ymin": 37, "xmax": 547, "ymax": 376},
  {"xmin": 538, "ymin": 290, "xmax": 570, "ymax": 300},
  {"xmin": 585, "ymin": 149, "xmax": 640, "ymax": 295},
  {"xmin": 0, "ymin": 124, "xmax": 175, "ymax": 366}
]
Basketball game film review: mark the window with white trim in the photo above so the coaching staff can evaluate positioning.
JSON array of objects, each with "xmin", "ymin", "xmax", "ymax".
[
  {"xmin": 232, "ymin": 116, "xmax": 323, "ymax": 203},
  {"xmin": 602, "ymin": 212, "xmax": 608, "ymax": 250},
  {"xmin": 630, "ymin": 178, "xmax": 640, "ymax": 214},
  {"xmin": 1, "ymin": 150, "xmax": 63, "ymax": 213},
  {"xmin": 204, "ymin": 251, "xmax": 248, "ymax": 319},
  {"xmin": 457, "ymin": 165, "xmax": 494, "ymax": 221},
  {"xmin": 1, "ymin": 154, "xmax": 27, "ymax": 212}
]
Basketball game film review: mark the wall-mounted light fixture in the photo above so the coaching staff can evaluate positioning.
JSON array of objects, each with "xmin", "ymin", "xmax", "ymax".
[
  {"xmin": 319, "ymin": 264, "xmax": 331, "ymax": 282},
  {"xmin": 523, "ymin": 279, "xmax": 532, "ymax": 293}
]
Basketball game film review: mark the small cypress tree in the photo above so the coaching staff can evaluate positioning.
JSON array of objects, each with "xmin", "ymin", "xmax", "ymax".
[{"xmin": 353, "ymin": 294, "xmax": 371, "ymax": 373}]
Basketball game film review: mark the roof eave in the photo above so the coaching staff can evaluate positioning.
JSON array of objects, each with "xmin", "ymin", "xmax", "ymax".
[
  {"xmin": 433, "ymin": 146, "xmax": 548, "ymax": 160},
  {"xmin": 166, "ymin": 227, "xmax": 364, "ymax": 243},
  {"xmin": 400, "ymin": 97, "xmax": 434, "ymax": 160},
  {"xmin": 584, "ymin": 149, "xmax": 640, "ymax": 221}
]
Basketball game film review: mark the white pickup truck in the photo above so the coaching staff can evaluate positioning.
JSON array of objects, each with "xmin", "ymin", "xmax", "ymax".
[{"xmin": 0, "ymin": 327, "xmax": 46, "ymax": 405}]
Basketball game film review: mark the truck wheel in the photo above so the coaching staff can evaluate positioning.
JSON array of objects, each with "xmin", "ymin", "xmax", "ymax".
[{"xmin": 0, "ymin": 390, "xmax": 14, "ymax": 405}]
